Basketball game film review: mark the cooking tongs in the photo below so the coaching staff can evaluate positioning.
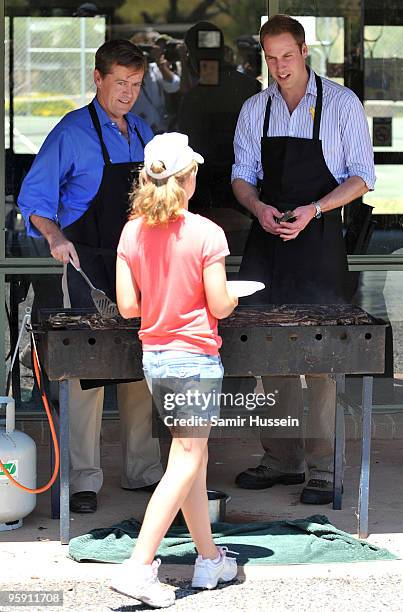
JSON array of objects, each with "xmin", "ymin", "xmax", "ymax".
[{"xmin": 69, "ymin": 258, "xmax": 119, "ymax": 318}]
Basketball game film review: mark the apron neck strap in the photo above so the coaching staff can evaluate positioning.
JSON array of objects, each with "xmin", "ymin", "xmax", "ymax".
[
  {"xmin": 132, "ymin": 123, "xmax": 146, "ymax": 149},
  {"xmin": 88, "ymin": 101, "xmax": 111, "ymax": 165},
  {"xmin": 88, "ymin": 101, "xmax": 146, "ymax": 160},
  {"xmin": 313, "ymin": 73, "xmax": 323, "ymax": 141},
  {"xmin": 262, "ymin": 72, "xmax": 323, "ymax": 141},
  {"xmin": 262, "ymin": 95, "xmax": 272, "ymax": 138}
]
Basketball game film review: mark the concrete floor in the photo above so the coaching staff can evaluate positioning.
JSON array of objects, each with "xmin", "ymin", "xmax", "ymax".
[{"xmin": 1, "ymin": 436, "xmax": 403, "ymax": 585}]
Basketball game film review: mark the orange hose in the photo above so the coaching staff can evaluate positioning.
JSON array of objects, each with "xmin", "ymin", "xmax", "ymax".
[{"xmin": 0, "ymin": 344, "xmax": 60, "ymax": 493}]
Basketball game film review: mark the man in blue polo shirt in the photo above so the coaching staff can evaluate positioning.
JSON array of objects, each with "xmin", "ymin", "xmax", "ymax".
[{"xmin": 18, "ymin": 39, "xmax": 163, "ymax": 513}]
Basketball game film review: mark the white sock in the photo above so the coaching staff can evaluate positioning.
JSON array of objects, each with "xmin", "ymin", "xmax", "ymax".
[
  {"xmin": 200, "ymin": 552, "xmax": 221, "ymax": 563},
  {"xmin": 126, "ymin": 557, "xmax": 152, "ymax": 568}
]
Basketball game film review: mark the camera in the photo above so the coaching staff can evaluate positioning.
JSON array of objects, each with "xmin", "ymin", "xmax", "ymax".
[
  {"xmin": 163, "ymin": 39, "xmax": 181, "ymax": 63},
  {"xmin": 137, "ymin": 43, "xmax": 154, "ymax": 58}
]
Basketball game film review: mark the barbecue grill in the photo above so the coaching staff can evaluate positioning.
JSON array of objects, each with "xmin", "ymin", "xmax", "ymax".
[{"xmin": 34, "ymin": 304, "xmax": 387, "ymax": 544}]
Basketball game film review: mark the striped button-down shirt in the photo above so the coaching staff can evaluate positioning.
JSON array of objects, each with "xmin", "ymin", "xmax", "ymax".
[{"xmin": 232, "ymin": 68, "xmax": 376, "ymax": 190}]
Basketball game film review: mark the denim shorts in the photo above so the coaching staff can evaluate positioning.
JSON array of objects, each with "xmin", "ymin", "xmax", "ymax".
[{"xmin": 142, "ymin": 350, "xmax": 224, "ymax": 424}]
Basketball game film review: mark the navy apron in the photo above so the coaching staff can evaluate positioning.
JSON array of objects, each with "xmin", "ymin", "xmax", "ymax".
[
  {"xmin": 63, "ymin": 101, "xmax": 145, "ymax": 388},
  {"xmin": 239, "ymin": 73, "xmax": 348, "ymax": 305},
  {"xmin": 63, "ymin": 101, "xmax": 145, "ymax": 303}
]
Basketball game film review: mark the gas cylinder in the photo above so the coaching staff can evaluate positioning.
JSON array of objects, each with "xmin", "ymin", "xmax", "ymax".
[{"xmin": 0, "ymin": 396, "xmax": 36, "ymax": 530}]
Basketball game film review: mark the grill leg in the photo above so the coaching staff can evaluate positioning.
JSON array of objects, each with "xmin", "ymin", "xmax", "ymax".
[
  {"xmin": 59, "ymin": 380, "xmax": 70, "ymax": 544},
  {"xmin": 333, "ymin": 375, "xmax": 344, "ymax": 510},
  {"xmin": 358, "ymin": 375, "xmax": 373, "ymax": 539},
  {"xmin": 50, "ymin": 397, "xmax": 60, "ymax": 520}
]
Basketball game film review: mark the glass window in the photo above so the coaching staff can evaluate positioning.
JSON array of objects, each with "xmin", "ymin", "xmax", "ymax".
[
  {"xmin": 5, "ymin": 13, "xmax": 106, "ymax": 258},
  {"xmin": 10, "ymin": 17, "xmax": 106, "ymax": 154},
  {"xmin": 3, "ymin": 1, "xmax": 270, "ymax": 409},
  {"xmin": 5, "ymin": 2, "xmax": 270, "ymax": 258},
  {"xmin": 297, "ymin": 16, "xmax": 345, "ymax": 84},
  {"xmin": 364, "ymin": 25, "xmax": 403, "ymax": 229}
]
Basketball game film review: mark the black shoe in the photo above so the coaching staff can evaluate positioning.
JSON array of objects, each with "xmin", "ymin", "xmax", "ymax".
[
  {"xmin": 235, "ymin": 465, "xmax": 305, "ymax": 490},
  {"xmin": 300, "ymin": 479, "xmax": 343, "ymax": 505},
  {"xmin": 69, "ymin": 491, "xmax": 97, "ymax": 513},
  {"xmin": 122, "ymin": 481, "xmax": 160, "ymax": 493}
]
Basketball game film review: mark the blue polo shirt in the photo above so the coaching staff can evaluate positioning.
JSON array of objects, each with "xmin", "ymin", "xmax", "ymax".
[{"xmin": 18, "ymin": 97, "xmax": 154, "ymax": 237}]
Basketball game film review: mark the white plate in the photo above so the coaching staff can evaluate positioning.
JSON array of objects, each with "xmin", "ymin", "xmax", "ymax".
[{"xmin": 226, "ymin": 280, "xmax": 265, "ymax": 298}]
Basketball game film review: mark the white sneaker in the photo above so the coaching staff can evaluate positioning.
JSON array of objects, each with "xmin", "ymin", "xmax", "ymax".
[
  {"xmin": 191, "ymin": 546, "xmax": 238, "ymax": 589},
  {"xmin": 110, "ymin": 558, "xmax": 175, "ymax": 608}
]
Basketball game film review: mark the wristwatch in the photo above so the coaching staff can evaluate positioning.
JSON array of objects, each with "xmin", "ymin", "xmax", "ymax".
[{"xmin": 312, "ymin": 201, "xmax": 322, "ymax": 219}]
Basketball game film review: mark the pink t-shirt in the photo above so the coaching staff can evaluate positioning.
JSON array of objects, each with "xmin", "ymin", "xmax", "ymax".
[{"xmin": 117, "ymin": 209, "xmax": 230, "ymax": 355}]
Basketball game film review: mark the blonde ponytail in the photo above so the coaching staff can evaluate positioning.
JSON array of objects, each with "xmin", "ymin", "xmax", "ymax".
[{"xmin": 129, "ymin": 160, "xmax": 198, "ymax": 225}]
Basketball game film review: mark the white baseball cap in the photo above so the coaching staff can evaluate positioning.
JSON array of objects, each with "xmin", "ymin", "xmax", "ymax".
[{"xmin": 144, "ymin": 132, "xmax": 204, "ymax": 180}]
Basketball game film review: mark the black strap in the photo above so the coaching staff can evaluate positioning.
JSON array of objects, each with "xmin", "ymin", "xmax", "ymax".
[
  {"xmin": 262, "ymin": 95, "xmax": 272, "ymax": 138},
  {"xmin": 132, "ymin": 123, "xmax": 146, "ymax": 149},
  {"xmin": 313, "ymin": 73, "xmax": 323, "ymax": 140},
  {"xmin": 262, "ymin": 71, "xmax": 323, "ymax": 141},
  {"xmin": 88, "ymin": 101, "xmax": 111, "ymax": 165},
  {"xmin": 88, "ymin": 101, "xmax": 147, "ymax": 164}
]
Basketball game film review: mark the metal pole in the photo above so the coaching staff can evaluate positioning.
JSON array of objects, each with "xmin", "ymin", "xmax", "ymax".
[
  {"xmin": 0, "ymin": 275, "xmax": 5, "ymax": 395},
  {"xmin": 80, "ymin": 18, "xmax": 86, "ymax": 107},
  {"xmin": 333, "ymin": 374, "xmax": 344, "ymax": 509},
  {"xmin": 27, "ymin": 17, "xmax": 32, "ymax": 116},
  {"xmin": 50, "ymin": 396, "xmax": 60, "ymax": 520},
  {"xmin": 9, "ymin": 16, "xmax": 14, "ymax": 153},
  {"xmin": 358, "ymin": 375, "xmax": 373, "ymax": 539},
  {"xmin": 0, "ymin": 2, "xmax": 6, "ymax": 395},
  {"xmin": 9, "ymin": 277, "xmax": 21, "ymax": 404},
  {"xmin": 59, "ymin": 380, "xmax": 70, "ymax": 544}
]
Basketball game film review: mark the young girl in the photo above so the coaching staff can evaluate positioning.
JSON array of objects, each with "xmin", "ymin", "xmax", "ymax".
[{"xmin": 112, "ymin": 132, "xmax": 238, "ymax": 608}]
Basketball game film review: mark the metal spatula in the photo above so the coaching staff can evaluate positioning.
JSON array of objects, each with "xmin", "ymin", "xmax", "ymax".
[{"xmin": 69, "ymin": 258, "xmax": 119, "ymax": 318}]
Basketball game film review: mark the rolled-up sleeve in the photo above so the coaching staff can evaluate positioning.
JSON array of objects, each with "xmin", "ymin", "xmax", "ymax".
[
  {"xmin": 160, "ymin": 71, "xmax": 180, "ymax": 93},
  {"xmin": 231, "ymin": 97, "xmax": 262, "ymax": 186},
  {"xmin": 340, "ymin": 93, "xmax": 376, "ymax": 191},
  {"xmin": 18, "ymin": 126, "xmax": 76, "ymax": 237}
]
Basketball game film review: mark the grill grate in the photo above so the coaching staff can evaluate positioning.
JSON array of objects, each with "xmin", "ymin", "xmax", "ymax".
[{"xmin": 34, "ymin": 305, "xmax": 387, "ymax": 380}]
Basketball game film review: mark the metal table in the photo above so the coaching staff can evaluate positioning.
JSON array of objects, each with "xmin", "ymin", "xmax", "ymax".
[{"xmin": 34, "ymin": 304, "xmax": 386, "ymax": 544}]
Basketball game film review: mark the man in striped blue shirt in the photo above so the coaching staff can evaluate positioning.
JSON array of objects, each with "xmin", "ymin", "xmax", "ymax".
[{"xmin": 232, "ymin": 15, "xmax": 375, "ymax": 504}]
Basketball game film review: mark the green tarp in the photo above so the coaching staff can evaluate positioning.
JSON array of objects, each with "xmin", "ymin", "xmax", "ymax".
[{"xmin": 69, "ymin": 514, "xmax": 397, "ymax": 565}]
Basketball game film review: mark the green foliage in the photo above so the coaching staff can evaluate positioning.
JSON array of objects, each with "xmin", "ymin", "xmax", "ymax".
[
  {"xmin": 117, "ymin": 0, "xmax": 200, "ymax": 24},
  {"xmin": 8, "ymin": 95, "xmax": 77, "ymax": 117},
  {"xmin": 226, "ymin": 0, "xmax": 267, "ymax": 41},
  {"xmin": 116, "ymin": 0, "xmax": 266, "ymax": 52}
]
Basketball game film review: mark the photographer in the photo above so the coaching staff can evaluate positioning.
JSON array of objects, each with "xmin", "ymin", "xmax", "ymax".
[
  {"xmin": 178, "ymin": 22, "xmax": 259, "ymax": 211},
  {"xmin": 236, "ymin": 34, "xmax": 262, "ymax": 80},
  {"xmin": 131, "ymin": 35, "xmax": 180, "ymax": 133}
]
